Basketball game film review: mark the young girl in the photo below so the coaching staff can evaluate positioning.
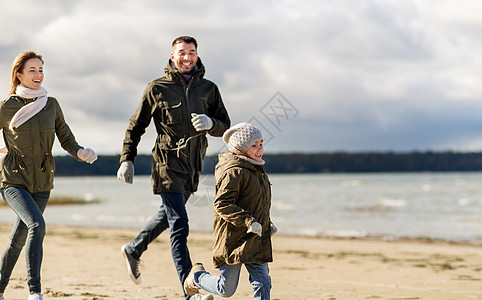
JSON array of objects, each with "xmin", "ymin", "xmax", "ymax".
[
  {"xmin": 0, "ymin": 51, "xmax": 97, "ymax": 300},
  {"xmin": 184, "ymin": 122, "xmax": 277, "ymax": 300}
]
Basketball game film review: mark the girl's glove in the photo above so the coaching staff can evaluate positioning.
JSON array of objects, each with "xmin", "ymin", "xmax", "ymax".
[
  {"xmin": 77, "ymin": 148, "xmax": 97, "ymax": 164},
  {"xmin": 270, "ymin": 223, "xmax": 278, "ymax": 236},
  {"xmin": 247, "ymin": 221, "xmax": 262, "ymax": 236}
]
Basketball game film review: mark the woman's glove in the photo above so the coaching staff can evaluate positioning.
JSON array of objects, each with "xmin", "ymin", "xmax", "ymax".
[
  {"xmin": 270, "ymin": 223, "xmax": 278, "ymax": 236},
  {"xmin": 191, "ymin": 113, "xmax": 213, "ymax": 131},
  {"xmin": 77, "ymin": 148, "xmax": 97, "ymax": 164},
  {"xmin": 247, "ymin": 221, "xmax": 262, "ymax": 236},
  {"xmin": 117, "ymin": 161, "xmax": 134, "ymax": 184}
]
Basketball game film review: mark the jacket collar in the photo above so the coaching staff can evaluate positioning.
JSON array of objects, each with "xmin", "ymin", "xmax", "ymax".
[
  {"xmin": 217, "ymin": 152, "xmax": 263, "ymax": 173},
  {"xmin": 164, "ymin": 58, "xmax": 205, "ymax": 84}
]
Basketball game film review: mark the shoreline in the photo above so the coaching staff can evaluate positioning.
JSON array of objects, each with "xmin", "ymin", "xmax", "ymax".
[
  {"xmin": 0, "ymin": 224, "xmax": 480, "ymax": 299},
  {"xmin": 0, "ymin": 218, "xmax": 482, "ymax": 246},
  {"xmin": 2, "ymin": 221, "xmax": 481, "ymax": 246},
  {"xmin": 20, "ymin": 222, "xmax": 482, "ymax": 246}
]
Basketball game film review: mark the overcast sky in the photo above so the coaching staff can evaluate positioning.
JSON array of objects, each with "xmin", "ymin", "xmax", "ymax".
[{"xmin": 1, "ymin": 0, "xmax": 482, "ymax": 155}]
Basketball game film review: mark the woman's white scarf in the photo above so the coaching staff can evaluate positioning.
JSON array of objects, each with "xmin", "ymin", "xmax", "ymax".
[
  {"xmin": 10, "ymin": 84, "xmax": 48, "ymax": 130},
  {"xmin": 0, "ymin": 85, "xmax": 48, "ymax": 170}
]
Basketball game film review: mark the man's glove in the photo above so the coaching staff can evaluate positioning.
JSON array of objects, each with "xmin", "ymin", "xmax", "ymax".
[
  {"xmin": 191, "ymin": 113, "xmax": 213, "ymax": 131},
  {"xmin": 247, "ymin": 221, "xmax": 262, "ymax": 236},
  {"xmin": 117, "ymin": 161, "xmax": 134, "ymax": 184},
  {"xmin": 77, "ymin": 148, "xmax": 97, "ymax": 164},
  {"xmin": 270, "ymin": 222, "xmax": 278, "ymax": 236}
]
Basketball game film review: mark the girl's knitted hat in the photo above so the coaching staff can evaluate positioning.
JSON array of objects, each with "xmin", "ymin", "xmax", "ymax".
[{"xmin": 223, "ymin": 122, "xmax": 263, "ymax": 153}]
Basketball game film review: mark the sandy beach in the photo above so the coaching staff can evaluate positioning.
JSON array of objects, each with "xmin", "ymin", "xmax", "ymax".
[{"xmin": 0, "ymin": 224, "xmax": 480, "ymax": 300}]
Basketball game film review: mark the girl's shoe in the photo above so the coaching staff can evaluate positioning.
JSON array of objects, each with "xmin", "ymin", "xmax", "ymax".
[
  {"xmin": 190, "ymin": 292, "xmax": 214, "ymax": 300},
  {"xmin": 28, "ymin": 294, "xmax": 42, "ymax": 300},
  {"xmin": 184, "ymin": 263, "xmax": 206, "ymax": 296}
]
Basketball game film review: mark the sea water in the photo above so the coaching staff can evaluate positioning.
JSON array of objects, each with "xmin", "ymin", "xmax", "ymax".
[{"xmin": 0, "ymin": 173, "xmax": 481, "ymax": 242}]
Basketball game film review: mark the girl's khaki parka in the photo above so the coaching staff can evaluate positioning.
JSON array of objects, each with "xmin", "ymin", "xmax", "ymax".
[{"xmin": 212, "ymin": 152, "xmax": 273, "ymax": 268}]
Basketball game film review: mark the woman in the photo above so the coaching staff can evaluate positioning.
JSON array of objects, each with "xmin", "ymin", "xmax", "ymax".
[{"xmin": 0, "ymin": 51, "xmax": 97, "ymax": 300}]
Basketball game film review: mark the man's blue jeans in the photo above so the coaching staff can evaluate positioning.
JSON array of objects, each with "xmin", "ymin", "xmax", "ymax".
[
  {"xmin": 0, "ymin": 186, "xmax": 50, "ymax": 294},
  {"xmin": 194, "ymin": 263, "xmax": 271, "ymax": 300},
  {"xmin": 124, "ymin": 192, "xmax": 192, "ymax": 298}
]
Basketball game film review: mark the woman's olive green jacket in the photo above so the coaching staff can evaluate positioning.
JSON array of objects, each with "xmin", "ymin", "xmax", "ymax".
[{"xmin": 0, "ymin": 95, "xmax": 82, "ymax": 193}]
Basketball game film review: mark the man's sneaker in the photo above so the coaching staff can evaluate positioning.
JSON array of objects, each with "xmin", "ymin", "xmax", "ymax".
[
  {"xmin": 184, "ymin": 263, "xmax": 206, "ymax": 296},
  {"xmin": 190, "ymin": 292, "xmax": 214, "ymax": 300},
  {"xmin": 121, "ymin": 244, "xmax": 142, "ymax": 284},
  {"xmin": 28, "ymin": 294, "xmax": 42, "ymax": 300}
]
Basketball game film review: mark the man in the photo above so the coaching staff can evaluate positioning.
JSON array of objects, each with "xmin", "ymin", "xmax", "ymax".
[{"xmin": 117, "ymin": 36, "xmax": 230, "ymax": 300}]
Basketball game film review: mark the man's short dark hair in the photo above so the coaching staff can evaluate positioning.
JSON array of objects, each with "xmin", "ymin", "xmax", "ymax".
[{"xmin": 172, "ymin": 36, "xmax": 198, "ymax": 50}]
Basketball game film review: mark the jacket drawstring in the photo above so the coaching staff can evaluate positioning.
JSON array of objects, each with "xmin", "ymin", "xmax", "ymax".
[{"xmin": 173, "ymin": 132, "xmax": 206, "ymax": 158}]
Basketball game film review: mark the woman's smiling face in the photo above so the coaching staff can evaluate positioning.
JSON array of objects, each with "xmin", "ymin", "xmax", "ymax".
[{"xmin": 17, "ymin": 58, "xmax": 44, "ymax": 90}]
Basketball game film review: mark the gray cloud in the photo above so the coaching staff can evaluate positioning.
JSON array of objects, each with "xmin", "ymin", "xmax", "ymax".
[{"xmin": 1, "ymin": 0, "xmax": 482, "ymax": 155}]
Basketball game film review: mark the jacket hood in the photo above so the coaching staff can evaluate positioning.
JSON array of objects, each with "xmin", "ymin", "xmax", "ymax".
[{"xmin": 164, "ymin": 58, "xmax": 206, "ymax": 82}]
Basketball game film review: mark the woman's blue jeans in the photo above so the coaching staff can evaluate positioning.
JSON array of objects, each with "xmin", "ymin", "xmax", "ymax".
[
  {"xmin": 0, "ymin": 186, "xmax": 50, "ymax": 294},
  {"xmin": 194, "ymin": 263, "xmax": 271, "ymax": 300}
]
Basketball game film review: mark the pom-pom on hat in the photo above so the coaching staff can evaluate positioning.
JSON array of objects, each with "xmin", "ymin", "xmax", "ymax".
[{"xmin": 223, "ymin": 122, "xmax": 263, "ymax": 153}]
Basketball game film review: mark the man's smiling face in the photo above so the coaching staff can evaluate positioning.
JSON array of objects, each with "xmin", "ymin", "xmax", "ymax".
[{"xmin": 171, "ymin": 42, "xmax": 198, "ymax": 74}]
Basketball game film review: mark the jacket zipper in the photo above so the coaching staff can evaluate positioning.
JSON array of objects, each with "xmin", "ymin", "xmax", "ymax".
[{"xmin": 184, "ymin": 79, "xmax": 194, "ymax": 192}]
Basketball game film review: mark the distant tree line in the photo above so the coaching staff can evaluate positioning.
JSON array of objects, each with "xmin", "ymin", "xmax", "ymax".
[{"xmin": 53, "ymin": 151, "xmax": 482, "ymax": 176}]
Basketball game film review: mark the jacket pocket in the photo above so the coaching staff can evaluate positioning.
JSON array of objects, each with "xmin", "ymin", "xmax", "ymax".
[
  {"xmin": 2, "ymin": 153, "xmax": 27, "ymax": 182},
  {"xmin": 161, "ymin": 100, "xmax": 183, "ymax": 125},
  {"xmin": 39, "ymin": 152, "xmax": 54, "ymax": 188},
  {"xmin": 166, "ymin": 151, "xmax": 189, "ymax": 176},
  {"xmin": 152, "ymin": 149, "xmax": 189, "ymax": 193},
  {"xmin": 40, "ymin": 152, "xmax": 55, "ymax": 173}
]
